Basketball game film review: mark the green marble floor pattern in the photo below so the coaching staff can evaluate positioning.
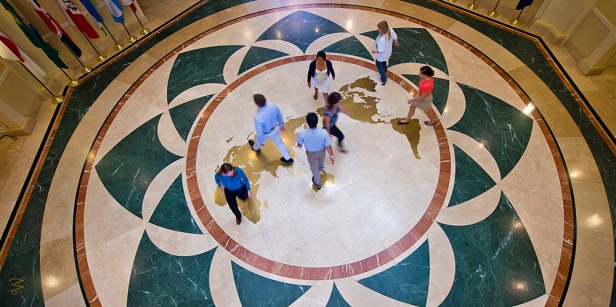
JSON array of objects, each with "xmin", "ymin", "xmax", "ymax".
[
  {"xmin": 439, "ymin": 192, "xmax": 545, "ymax": 306},
  {"xmin": 1, "ymin": 0, "xmax": 612, "ymax": 305}
]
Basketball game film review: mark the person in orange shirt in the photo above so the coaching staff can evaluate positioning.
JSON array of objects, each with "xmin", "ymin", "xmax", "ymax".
[{"xmin": 398, "ymin": 65, "xmax": 438, "ymax": 126}]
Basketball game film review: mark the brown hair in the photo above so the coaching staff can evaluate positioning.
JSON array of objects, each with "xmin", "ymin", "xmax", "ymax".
[
  {"xmin": 377, "ymin": 21, "xmax": 391, "ymax": 40},
  {"xmin": 420, "ymin": 65, "xmax": 435, "ymax": 77},
  {"xmin": 219, "ymin": 163, "xmax": 237, "ymax": 176},
  {"xmin": 327, "ymin": 92, "xmax": 342, "ymax": 106},
  {"xmin": 253, "ymin": 94, "xmax": 266, "ymax": 107}
]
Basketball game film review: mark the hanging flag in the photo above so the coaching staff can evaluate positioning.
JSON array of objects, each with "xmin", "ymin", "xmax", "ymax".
[
  {"xmin": 57, "ymin": 0, "xmax": 99, "ymax": 39},
  {"xmin": 120, "ymin": 0, "xmax": 137, "ymax": 13},
  {"xmin": 78, "ymin": 0, "xmax": 106, "ymax": 36},
  {"xmin": 104, "ymin": 0, "xmax": 124, "ymax": 24},
  {"xmin": 516, "ymin": 0, "xmax": 533, "ymax": 10},
  {"xmin": 0, "ymin": 30, "xmax": 46, "ymax": 77},
  {"xmin": 0, "ymin": 33, "xmax": 23, "ymax": 61},
  {"xmin": 28, "ymin": 0, "xmax": 82, "ymax": 57},
  {"xmin": 0, "ymin": 0, "xmax": 68, "ymax": 68},
  {"xmin": 120, "ymin": 0, "xmax": 138, "ymax": 13}
]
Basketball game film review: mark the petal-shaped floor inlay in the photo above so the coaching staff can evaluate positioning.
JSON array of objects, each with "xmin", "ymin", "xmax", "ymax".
[
  {"xmin": 361, "ymin": 28, "xmax": 448, "ymax": 74},
  {"xmin": 448, "ymin": 145, "xmax": 496, "ymax": 207},
  {"xmin": 322, "ymin": 35, "xmax": 373, "ymax": 61},
  {"xmin": 149, "ymin": 175, "xmax": 203, "ymax": 234},
  {"xmin": 358, "ymin": 240, "xmax": 430, "ymax": 306},
  {"xmin": 167, "ymin": 45, "xmax": 244, "ymax": 103},
  {"xmin": 168, "ymin": 95, "xmax": 212, "ymax": 142},
  {"xmin": 127, "ymin": 232, "xmax": 216, "ymax": 306},
  {"xmin": 403, "ymin": 74, "xmax": 450, "ymax": 114},
  {"xmin": 238, "ymin": 46, "xmax": 289, "ymax": 75},
  {"xmin": 95, "ymin": 115, "xmax": 183, "ymax": 218},
  {"xmin": 439, "ymin": 192, "xmax": 545, "ymax": 306},
  {"xmin": 449, "ymin": 83, "xmax": 533, "ymax": 178},
  {"xmin": 255, "ymin": 10, "xmax": 348, "ymax": 53},
  {"xmin": 326, "ymin": 284, "xmax": 351, "ymax": 307},
  {"xmin": 232, "ymin": 262, "xmax": 311, "ymax": 305}
]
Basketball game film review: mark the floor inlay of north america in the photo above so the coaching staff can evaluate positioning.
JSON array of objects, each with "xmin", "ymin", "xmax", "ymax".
[{"xmin": 1, "ymin": 0, "xmax": 614, "ymax": 306}]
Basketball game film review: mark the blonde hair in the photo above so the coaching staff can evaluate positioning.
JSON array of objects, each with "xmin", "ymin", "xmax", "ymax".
[{"xmin": 377, "ymin": 21, "xmax": 391, "ymax": 40}]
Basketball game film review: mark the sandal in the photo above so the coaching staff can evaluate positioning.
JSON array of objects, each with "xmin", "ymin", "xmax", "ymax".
[
  {"xmin": 424, "ymin": 121, "xmax": 437, "ymax": 126},
  {"xmin": 397, "ymin": 120, "xmax": 410, "ymax": 125}
]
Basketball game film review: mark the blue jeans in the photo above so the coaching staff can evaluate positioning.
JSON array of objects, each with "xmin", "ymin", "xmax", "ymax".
[{"xmin": 376, "ymin": 60, "xmax": 388, "ymax": 84}]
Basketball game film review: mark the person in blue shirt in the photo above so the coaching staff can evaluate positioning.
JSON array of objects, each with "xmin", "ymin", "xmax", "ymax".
[
  {"xmin": 296, "ymin": 112, "xmax": 334, "ymax": 189},
  {"xmin": 214, "ymin": 163, "xmax": 252, "ymax": 225},
  {"xmin": 248, "ymin": 94, "xmax": 294, "ymax": 164}
]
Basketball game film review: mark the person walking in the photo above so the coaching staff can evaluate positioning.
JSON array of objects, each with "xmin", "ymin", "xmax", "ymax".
[
  {"xmin": 248, "ymin": 94, "xmax": 294, "ymax": 164},
  {"xmin": 296, "ymin": 112, "xmax": 335, "ymax": 189},
  {"xmin": 371, "ymin": 20, "xmax": 399, "ymax": 86},
  {"xmin": 215, "ymin": 163, "xmax": 252, "ymax": 225},
  {"xmin": 397, "ymin": 65, "xmax": 438, "ymax": 126},
  {"xmin": 323, "ymin": 92, "xmax": 350, "ymax": 153},
  {"xmin": 307, "ymin": 50, "xmax": 336, "ymax": 103}
]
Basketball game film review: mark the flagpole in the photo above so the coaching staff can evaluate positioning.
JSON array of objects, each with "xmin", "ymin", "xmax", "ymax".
[
  {"xmin": 129, "ymin": 6, "xmax": 149, "ymax": 35},
  {"xmin": 102, "ymin": 22, "xmax": 124, "ymax": 51},
  {"xmin": 510, "ymin": 8, "xmax": 525, "ymax": 26},
  {"xmin": 18, "ymin": 63, "xmax": 63, "ymax": 104},
  {"xmin": 487, "ymin": 0, "xmax": 501, "ymax": 18},
  {"xmin": 60, "ymin": 41, "xmax": 91, "ymax": 74},
  {"xmin": 59, "ymin": 67, "xmax": 79, "ymax": 87},
  {"xmin": 121, "ymin": 23, "xmax": 137, "ymax": 43},
  {"xmin": 81, "ymin": 33, "xmax": 106, "ymax": 62}
]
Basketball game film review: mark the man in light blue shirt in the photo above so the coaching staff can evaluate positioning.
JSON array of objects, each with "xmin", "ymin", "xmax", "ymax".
[
  {"xmin": 248, "ymin": 94, "xmax": 293, "ymax": 164},
  {"xmin": 296, "ymin": 112, "xmax": 334, "ymax": 189}
]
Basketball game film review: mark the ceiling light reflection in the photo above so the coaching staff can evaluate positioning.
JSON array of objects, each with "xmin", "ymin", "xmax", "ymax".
[
  {"xmin": 515, "ymin": 282, "xmax": 527, "ymax": 291},
  {"xmin": 587, "ymin": 214, "xmax": 602, "ymax": 227},
  {"xmin": 523, "ymin": 103, "xmax": 535, "ymax": 115}
]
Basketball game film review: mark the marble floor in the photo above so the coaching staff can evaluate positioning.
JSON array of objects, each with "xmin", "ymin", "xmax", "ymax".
[{"xmin": 0, "ymin": 0, "xmax": 614, "ymax": 306}]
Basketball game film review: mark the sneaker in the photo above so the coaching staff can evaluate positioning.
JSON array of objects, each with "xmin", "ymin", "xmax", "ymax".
[
  {"xmin": 312, "ymin": 176, "xmax": 321, "ymax": 189},
  {"xmin": 280, "ymin": 157, "xmax": 294, "ymax": 164},
  {"xmin": 248, "ymin": 140, "xmax": 260, "ymax": 152},
  {"xmin": 338, "ymin": 144, "xmax": 348, "ymax": 153}
]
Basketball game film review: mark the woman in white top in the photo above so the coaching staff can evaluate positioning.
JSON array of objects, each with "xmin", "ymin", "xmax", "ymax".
[
  {"xmin": 371, "ymin": 21, "xmax": 399, "ymax": 86},
  {"xmin": 307, "ymin": 51, "xmax": 336, "ymax": 103}
]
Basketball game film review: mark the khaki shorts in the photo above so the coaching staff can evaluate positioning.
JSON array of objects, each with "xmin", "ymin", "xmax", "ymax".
[{"xmin": 412, "ymin": 93, "xmax": 433, "ymax": 112}]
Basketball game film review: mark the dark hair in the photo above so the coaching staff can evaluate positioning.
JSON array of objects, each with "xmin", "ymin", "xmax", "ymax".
[
  {"xmin": 327, "ymin": 92, "xmax": 342, "ymax": 106},
  {"xmin": 219, "ymin": 163, "xmax": 236, "ymax": 176},
  {"xmin": 420, "ymin": 65, "xmax": 435, "ymax": 77},
  {"xmin": 316, "ymin": 50, "xmax": 326, "ymax": 60},
  {"xmin": 253, "ymin": 94, "xmax": 266, "ymax": 107},
  {"xmin": 306, "ymin": 112, "xmax": 318, "ymax": 128}
]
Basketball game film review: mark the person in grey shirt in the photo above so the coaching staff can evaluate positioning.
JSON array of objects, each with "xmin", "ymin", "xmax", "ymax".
[
  {"xmin": 296, "ymin": 112, "xmax": 335, "ymax": 189},
  {"xmin": 248, "ymin": 94, "xmax": 294, "ymax": 164}
]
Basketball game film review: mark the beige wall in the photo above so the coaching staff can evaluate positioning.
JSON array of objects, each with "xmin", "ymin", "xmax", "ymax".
[
  {"xmin": 532, "ymin": 0, "xmax": 616, "ymax": 74},
  {"xmin": 568, "ymin": 12, "xmax": 610, "ymax": 58},
  {"xmin": 0, "ymin": 61, "xmax": 41, "ymax": 135},
  {"xmin": 596, "ymin": 0, "xmax": 616, "ymax": 26}
]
